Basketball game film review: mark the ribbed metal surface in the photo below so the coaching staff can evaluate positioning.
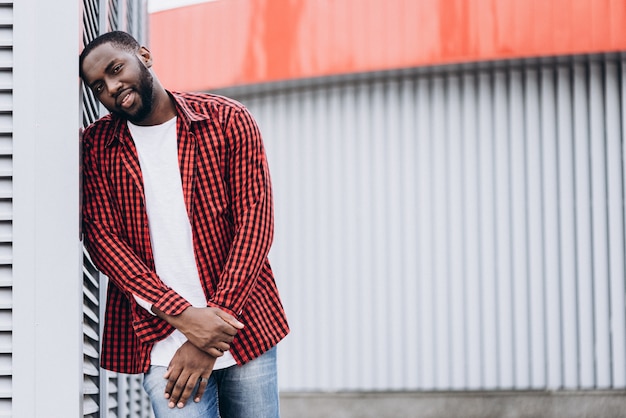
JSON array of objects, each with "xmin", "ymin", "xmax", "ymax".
[
  {"xmin": 106, "ymin": 0, "xmax": 119, "ymax": 32},
  {"xmin": 225, "ymin": 54, "xmax": 626, "ymax": 392},
  {"xmin": 0, "ymin": 1, "xmax": 10, "ymax": 415},
  {"xmin": 81, "ymin": 2, "xmax": 103, "ymax": 414},
  {"xmin": 116, "ymin": 373, "xmax": 152, "ymax": 418},
  {"xmin": 83, "ymin": 254, "xmax": 102, "ymax": 416},
  {"xmin": 81, "ymin": 0, "xmax": 152, "ymax": 416}
]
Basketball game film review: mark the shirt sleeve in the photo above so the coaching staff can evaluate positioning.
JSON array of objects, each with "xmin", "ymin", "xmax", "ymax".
[
  {"xmin": 133, "ymin": 294, "xmax": 156, "ymax": 316},
  {"xmin": 207, "ymin": 107, "xmax": 274, "ymax": 317},
  {"xmin": 82, "ymin": 129, "xmax": 191, "ymax": 318}
]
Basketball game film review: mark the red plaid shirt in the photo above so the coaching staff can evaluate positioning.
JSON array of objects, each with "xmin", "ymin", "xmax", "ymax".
[{"xmin": 82, "ymin": 91, "xmax": 289, "ymax": 374}]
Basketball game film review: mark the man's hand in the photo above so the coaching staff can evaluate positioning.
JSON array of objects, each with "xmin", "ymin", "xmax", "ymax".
[
  {"xmin": 163, "ymin": 341, "xmax": 216, "ymax": 409},
  {"xmin": 153, "ymin": 306, "xmax": 244, "ymax": 357}
]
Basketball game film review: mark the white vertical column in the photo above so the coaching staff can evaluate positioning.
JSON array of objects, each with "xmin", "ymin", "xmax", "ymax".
[{"xmin": 13, "ymin": 0, "xmax": 82, "ymax": 417}]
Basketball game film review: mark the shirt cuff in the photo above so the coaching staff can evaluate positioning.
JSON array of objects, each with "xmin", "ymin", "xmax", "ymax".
[
  {"xmin": 132, "ymin": 294, "xmax": 156, "ymax": 316},
  {"xmin": 153, "ymin": 288, "xmax": 192, "ymax": 316},
  {"xmin": 207, "ymin": 300, "xmax": 239, "ymax": 318}
]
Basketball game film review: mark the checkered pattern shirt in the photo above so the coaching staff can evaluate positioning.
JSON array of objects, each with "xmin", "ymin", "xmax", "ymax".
[{"xmin": 82, "ymin": 91, "xmax": 289, "ymax": 374}]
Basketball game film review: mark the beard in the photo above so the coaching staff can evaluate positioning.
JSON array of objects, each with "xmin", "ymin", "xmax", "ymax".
[{"xmin": 113, "ymin": 58, "xmax": 155, "ymax": 124}]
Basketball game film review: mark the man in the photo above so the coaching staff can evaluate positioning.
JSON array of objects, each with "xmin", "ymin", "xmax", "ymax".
[{"xmin": 79, "ymin": 31, "xmax": 289, "ymax": 417}]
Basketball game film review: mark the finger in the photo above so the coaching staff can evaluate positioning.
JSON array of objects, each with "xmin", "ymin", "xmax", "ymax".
[
  {"xmin": 168, "ymin": 371, "xmax": 191, "ymax": 408},
  {"xmin": 216, "ymin": 342, "xmax": 230, "ymax": 352},
  {"xmin": 215, "ymin": 320, "xmax": 239, "ymax": 338},
  {"xmin": 207, "ymin": 347, "xmax": 225, "ymax": 357},
  {"xmin": 164, "ymin": 366, "xmax": 181, "ymax": 400},
  {"xmin": 194, "ymin": 376, "xmax": 210, "ymax": 403},
  {"xmin": 176, "ymin": 373, "xmax": 200, "ymax": 409},
  {"xmin": 216, "ymin": 311, "xmax": 244, "ymax": 330},
  {"xmin": 220, "ymin": 330, "xmax": 236, "ymax": 341}
]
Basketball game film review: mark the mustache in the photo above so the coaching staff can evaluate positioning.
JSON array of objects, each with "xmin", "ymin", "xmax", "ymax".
[{"xmin": 114, "ymin": 88, "xmax": 132, "ymax": 103}]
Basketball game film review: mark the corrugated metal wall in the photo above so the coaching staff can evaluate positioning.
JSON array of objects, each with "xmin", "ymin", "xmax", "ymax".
[
  {"xmin": 223, "ymin": 54, "xmax": 626, "ymax": 392},
  {"xmin": 81, "ymin": 0, "xmax": 152, "ymax": 416},
  {"xmin": 0, "ymin": 1, "xmax": 10, "ymax": 414}
]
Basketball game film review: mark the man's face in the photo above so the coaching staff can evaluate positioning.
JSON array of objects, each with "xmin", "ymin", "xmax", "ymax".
[{"xmin": 81, "ymin": 43, "xmax": 155, "ymax": 124}]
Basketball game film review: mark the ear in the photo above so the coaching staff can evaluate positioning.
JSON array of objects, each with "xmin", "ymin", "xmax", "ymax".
[{"xmin": 137, "ymin": 46, "xmax": 153, "ymax": 68}]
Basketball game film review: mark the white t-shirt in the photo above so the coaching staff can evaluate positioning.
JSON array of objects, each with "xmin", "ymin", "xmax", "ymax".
[{"xmin": 128, "ymin": 117, "xmax": 236, "ymax": 370}]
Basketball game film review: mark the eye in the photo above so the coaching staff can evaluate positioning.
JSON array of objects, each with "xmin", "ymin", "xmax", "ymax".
[
  {"xmin": 93, "ymin": 83, "xmax": 104, "ymax": 95},
  {"xmin": 112, "ymin": 64, "xmax": 122, "ymax": 74}
]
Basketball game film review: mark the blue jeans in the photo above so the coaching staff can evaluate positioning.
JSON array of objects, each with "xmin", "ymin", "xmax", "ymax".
[{"xmin": 143, "ymin": 347, "xmax": 279, "ymax": 418}]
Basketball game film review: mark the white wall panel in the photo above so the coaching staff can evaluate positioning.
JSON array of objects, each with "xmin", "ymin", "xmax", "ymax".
[
  {"xmin": 14, "ymin": 0, "xmax": 82, "ymax": 415},
  {"xmin": 224, "ymin": 55, "xmax": 626, "ymax": 393}
]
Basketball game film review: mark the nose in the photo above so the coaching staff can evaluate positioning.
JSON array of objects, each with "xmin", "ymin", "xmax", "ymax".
[{"xmin": 105, "ymin": 77, "xmax": 122, "ymax": 97}]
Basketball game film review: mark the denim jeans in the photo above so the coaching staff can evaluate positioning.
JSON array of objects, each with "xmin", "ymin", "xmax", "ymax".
[{"xmin": 143, "ymin": 346, "xmax": 279, "ymax": 418}]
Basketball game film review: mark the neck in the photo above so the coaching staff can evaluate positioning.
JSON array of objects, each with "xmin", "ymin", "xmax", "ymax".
[{"xmin": 133, "ymin": 85, "xmax": 176, "ymax": 126}]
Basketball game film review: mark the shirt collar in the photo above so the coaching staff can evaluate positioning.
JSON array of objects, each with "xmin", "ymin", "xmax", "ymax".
[{"xmin": 105, "ymin": 90, "xmax": 210, "ymax": 147}]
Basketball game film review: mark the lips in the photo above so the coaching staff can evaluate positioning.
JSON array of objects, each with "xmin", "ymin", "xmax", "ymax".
[{"xmin": 116, "ymin": 89, "xmax": 135, "ymax": 109}]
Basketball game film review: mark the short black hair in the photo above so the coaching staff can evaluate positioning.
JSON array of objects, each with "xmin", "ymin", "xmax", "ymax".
[{"xmin": 79, "ymin": 31, "xmax": 141, "ymax": 80}]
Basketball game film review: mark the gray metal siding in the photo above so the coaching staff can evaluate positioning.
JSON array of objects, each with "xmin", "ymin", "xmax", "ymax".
[
  {"xmin": 224, "ymin": 55, "xmax": 626, "ymax": 392},
  {"xmin": 0, "ymin": 1, "xmax": 9, "ymax": 414},
  {"xmin": 81, "ymin": 0, "xmax": 152, "ymax": 416}
]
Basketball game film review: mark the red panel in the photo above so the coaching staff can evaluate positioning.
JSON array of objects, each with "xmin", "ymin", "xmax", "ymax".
[{"xmin": 149, "ymin": 0, "xmax": 626, "ymax": 91}]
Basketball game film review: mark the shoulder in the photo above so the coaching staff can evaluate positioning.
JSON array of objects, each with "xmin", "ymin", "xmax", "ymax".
[
  {"xmin": 82, "ymin": 114, "xmax": 116, "ymax": 147},
  {"xmin": 176, "ymin": 91, "xmax": 246, "ymax": 112},
  {"xmin": 173, "ymin": 91, "xmax": 252, "ymax": 125}
]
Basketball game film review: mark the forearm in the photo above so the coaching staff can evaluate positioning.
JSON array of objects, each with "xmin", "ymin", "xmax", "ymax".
[
  {"xmin": 151, "ymin": 305, "xmax": 244, "ymax": 357},
  {"xmin": 84, "ymin": 226, "xmax": 190, "ymax": 316},
  {"xmin": 210, "ymin": 107, "xmax": 274, "ymax": 314},
  {"xmin": 151, "ymin": 305, "xmax": 186, "ymax": 329}
]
